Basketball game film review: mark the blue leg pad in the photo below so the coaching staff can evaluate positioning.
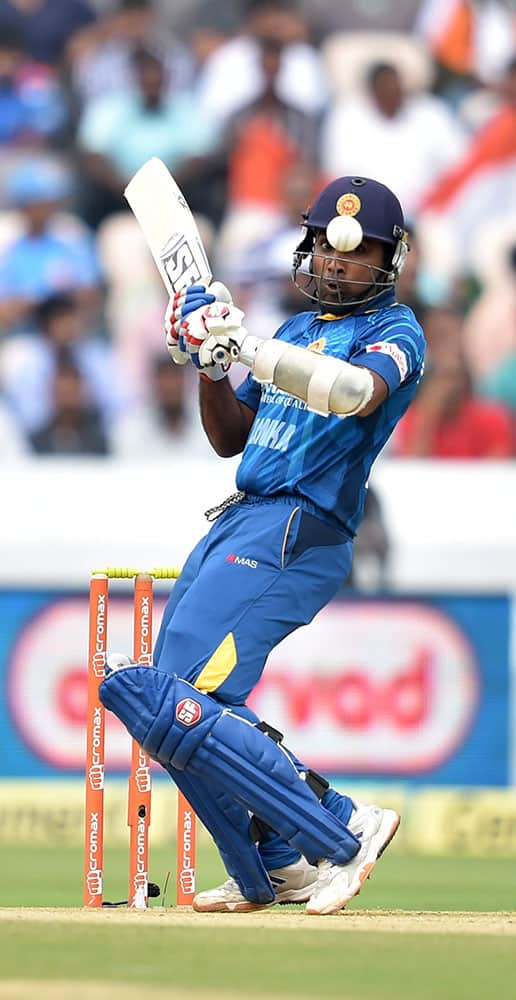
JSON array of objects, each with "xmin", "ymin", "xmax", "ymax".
[
  {"xmin": 194, "ymin": 715, "xmax": 359, "ymax": 865},
  {"xmin": 100, "ymin": 666, "xmax": 359, "ymax": 866},
  {"xmin": 163, "ymin": 765, "xmax": 274, "ymax": 904}
]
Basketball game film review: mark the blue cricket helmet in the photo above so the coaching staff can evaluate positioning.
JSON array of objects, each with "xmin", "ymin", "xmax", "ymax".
[
  {"xmin": 292, "ymin": 175, "xmax": 409, "ymax": 312},
  {"xmin": 306, "ymin": 176, "xmax": 405, "ymax": 252}
]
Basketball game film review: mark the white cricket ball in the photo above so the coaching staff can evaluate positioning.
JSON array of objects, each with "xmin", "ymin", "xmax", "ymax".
[{"xmin": 326, "ymin": 215, "xmax": 363, "ymax": 253}]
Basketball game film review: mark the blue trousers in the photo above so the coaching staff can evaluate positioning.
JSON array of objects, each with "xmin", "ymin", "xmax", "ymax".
[
  {"xmin": 154, "ymin": 495, "xmax": 353, "ymax": 702},
  {"xmin": 154, "ymin": 495, "xmax": 355, "ymax": 869}
]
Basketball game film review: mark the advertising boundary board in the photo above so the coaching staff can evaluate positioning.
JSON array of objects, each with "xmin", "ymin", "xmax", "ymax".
[
  {"xmin": 0, "ymin": 589, "xmax": 513, "ymax": 786},
  {"xmin": 2, "ymin": 780, "xmax": 516, "ymax": 857}
]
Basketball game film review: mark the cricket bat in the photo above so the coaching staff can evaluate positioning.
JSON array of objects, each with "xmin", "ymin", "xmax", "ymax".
[{"xmin": 124, "ymin": 157, "xmax": 213, "ymax": 296}]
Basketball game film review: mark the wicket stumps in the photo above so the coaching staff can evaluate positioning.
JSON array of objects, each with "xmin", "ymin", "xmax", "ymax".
[{"xmin": 84, "ymin": 566, "xmax": 197, "ymax": 909}]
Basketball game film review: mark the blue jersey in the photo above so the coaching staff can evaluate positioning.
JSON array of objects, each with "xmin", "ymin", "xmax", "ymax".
[{"xmin": 235, "ymin": 289, "xmax": 425, "ymax": 535}]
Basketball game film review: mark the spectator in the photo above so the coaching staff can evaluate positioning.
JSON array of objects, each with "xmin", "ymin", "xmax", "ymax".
[
  {"xmin": 419, "ymin": 305, "xmax": 465, "ymax": 366},
  {"xmin": 0, "ymin": 0, "xmax": 96, "ymax": 67},
  {"xmin": 214, "ymin": 39, "xmax": 322, "ymax": 278},
  {"xmin": 321, "ymin": 61, "xmax": 466, "ymax": 217},
  {"xmin": 227, "ymin": 163, "xmax": 322, "ymax": 339},
  {"xmin": 419, "ymin": 55, "xmax": 516, "ymax": 265},
  {"xmin": 110, "ymin": 356, "xmax": 211, "ymax": 459},
  {"xmin": 65, "ymin": 0, "xmax": 193, "ymax": 111},
  {"xmin": 196, "ymin": 0, "xmax": 329, "ymax": 126},
  {"xmin": 184, "ymin": 3, "xmax": 239, "ymax": 72},
  {"xmin": 0, "ymin": 21, "xmax": 67, "ymax": 147},
  {"xmin": 29, "ymin": 353, "xmax": 108, "ymax": 455},
  {"xmin": 0, "ymin": 292, "xmax": 124, "ymax": 435},
  {"xmin": 416, "ymin": 0, "xmax": 515, "ymax": 95},
  {"xmin": 76, "ymin": 44, "xmax": 220, "ymax": 228},
  {"xmin": 0, "ymin": 159, "xmax": 102, "ymax": 331},
  {"xmin": 463, "ymin": 243, "xmax": 516, "ymax": 413},
  {"xmin": 393, "ymin": 352, "xmax": 514, "ymax": 457},
  {"xmin": 224, "ymin": 37, "xmax": 321, "ymax": 214}
]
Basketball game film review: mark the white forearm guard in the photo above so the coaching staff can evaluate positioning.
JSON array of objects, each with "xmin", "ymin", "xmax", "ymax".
[{"xmin": 239, "ymin": 336, "xmax": 374, "ymax": 417}]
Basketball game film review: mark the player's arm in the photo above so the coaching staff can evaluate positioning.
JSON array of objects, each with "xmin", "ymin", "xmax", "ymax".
[
  {"xmin": 199, "ymin": 376, "xmax": 256, "ymax": 457},
  {"xmin": 355, "ymin": 369, "xmax": 388, "ymax": 417},
  {"xmin": 172, "ymin": 285, "xmax": 390, "ymax": 420},
  {"xmin": 165, "ymin": 283, "xmax": 257, "ymax": 455}
]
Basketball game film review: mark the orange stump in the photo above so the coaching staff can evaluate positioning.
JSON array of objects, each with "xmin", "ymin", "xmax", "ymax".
[
  {"xmin": 83, "ymin": 567, "xmax": 196, "ymax": 909},
  {"xmin": 128, "ymin": 574, "xmax": 153, "ymax": 908},
  {"xmin": 176, "ymin": 789, "xmax": 197, "ymax": 905},
  {"xmin": 84, "ymin": 574, "xmax": 108, "ymax": 907}
]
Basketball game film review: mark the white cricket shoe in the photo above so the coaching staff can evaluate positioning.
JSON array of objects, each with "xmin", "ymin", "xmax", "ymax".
[
  {"xmin": 193, "ymin": 856, "xmax": 318, "ymax": 913},
  {"xmin": 306, "ymin": 802, "xmax": 400, "ymax": 915}
]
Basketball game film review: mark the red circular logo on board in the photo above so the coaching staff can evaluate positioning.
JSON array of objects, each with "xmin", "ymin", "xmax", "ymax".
[{"xmin": 176, "ymin": 698, "xmax": 202, "ymax": 726}]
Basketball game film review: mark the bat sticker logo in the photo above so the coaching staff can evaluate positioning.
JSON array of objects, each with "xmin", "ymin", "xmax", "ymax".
[{"xmin": 160, "ymin": 234, "xmax": 203, "ymax": 289}]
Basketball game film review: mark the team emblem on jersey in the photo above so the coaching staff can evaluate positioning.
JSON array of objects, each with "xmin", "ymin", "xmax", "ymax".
[
  {"xmin": 336, "ymin": 193, "xmax": 361, "ymax": 216},
  {"xmin": 308, "ymin": 337, "xmax": 326, "ymax": 353}
]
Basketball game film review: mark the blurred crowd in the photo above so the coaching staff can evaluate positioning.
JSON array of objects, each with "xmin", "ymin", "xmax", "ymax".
[{"xmin": 0, "ymin": 0, "xmax": 515, "ymax": 460}]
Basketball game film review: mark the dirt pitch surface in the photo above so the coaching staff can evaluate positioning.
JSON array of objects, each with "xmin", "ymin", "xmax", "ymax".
[
  {"xmin": 0, "ymin": 984, "xmax": 270, "ymax": 1000},
  {"xmin": 0, "ymin": 907, "xmax": 514, "ymax": 935}
]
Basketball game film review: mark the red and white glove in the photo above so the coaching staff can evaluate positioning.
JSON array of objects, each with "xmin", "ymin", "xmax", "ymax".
[
  {"xmin": 181, "ymin": 286, "xmax": 247, "ymax": 381},
  {"xmin": 164, "ymin": 282, "xmax": 238, "ymax": 379}
]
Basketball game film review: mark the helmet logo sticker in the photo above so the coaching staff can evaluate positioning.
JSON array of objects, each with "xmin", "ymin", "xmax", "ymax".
[{"xmin": 336, "ymin": 193, "xmax": 361, "ymax": 216}]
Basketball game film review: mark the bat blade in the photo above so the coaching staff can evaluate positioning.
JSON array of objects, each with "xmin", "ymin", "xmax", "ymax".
[{"xmin": 124, "ymin": 157, "xmax": 212, "ymax": 295}]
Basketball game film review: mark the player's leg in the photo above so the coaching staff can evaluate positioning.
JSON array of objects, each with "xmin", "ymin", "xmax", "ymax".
[
  {"xmin": 153, "ymin": 500, "xmax": 357, "ymax": 872},
  {"xmin": 153, "ymin": 500, "xmax": 398, "ymax": 911},
  {"xmin": 100, "ymin": 664, "xmax": 399, "ymax": 914},
  {"xmin": 99, "ymin": 666, "xmax": 362, "ymax": 866},
  {"xmin": 124, "ymin": 500, "xmax": 397, "ymax": 912},
  {"xmin": 153, "ymin": 531, "xmax": 208, "ymax": 665}
]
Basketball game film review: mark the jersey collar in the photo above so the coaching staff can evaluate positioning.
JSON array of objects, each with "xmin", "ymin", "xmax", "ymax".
[{"xmin": 316, "ymin": 287, "xmax": 397, "ymax": 321}]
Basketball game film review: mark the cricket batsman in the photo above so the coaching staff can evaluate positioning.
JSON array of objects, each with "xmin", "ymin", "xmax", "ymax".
[{"xmin": 100, "ymin": 175, "xmax": 426, "ymax": 915}]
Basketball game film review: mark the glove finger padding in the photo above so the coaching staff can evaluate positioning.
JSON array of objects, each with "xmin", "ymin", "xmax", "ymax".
[
  {"xmin": 166, "ymin": 337, "xmax": 189, "ymax": 366},
  {"xmin": 180, "ymin": 284, "xmax": 216, "ymax": 319},
  {"xmin": 165, "ymin": 291, "xmax": 189, "ymax": 364},
  {"xmin": 183, "ymin": 303, "xmax": 245, "ymax": 351}
]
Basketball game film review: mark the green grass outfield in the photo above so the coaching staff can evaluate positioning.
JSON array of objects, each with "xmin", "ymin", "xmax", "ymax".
[{"xmin": 0, "ymin": 846, "xmax": 514, "ymax": 1000}]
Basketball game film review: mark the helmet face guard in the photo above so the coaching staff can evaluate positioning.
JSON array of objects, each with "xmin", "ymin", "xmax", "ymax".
[{"xmin": 292, "ymin": 176, "xmax": 408, "ymax": 313}]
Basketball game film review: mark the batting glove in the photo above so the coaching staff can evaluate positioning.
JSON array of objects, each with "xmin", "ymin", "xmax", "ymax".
[
  {"xmin": 181, "ymin": 284, "xmax": 245, "ymax": 380},
  {"xmin": 164, "ymin": 282, "xmax": 231, "ymax": 369}
]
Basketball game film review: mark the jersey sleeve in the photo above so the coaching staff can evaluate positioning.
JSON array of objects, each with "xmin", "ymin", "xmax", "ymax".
[
  {"xmin": 350, "ymin": 316, "xmax": 425, "ymax": 394},
  {"xmin": 235, "ymin": 370, "xmax": 262, "ymax": 412}
]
